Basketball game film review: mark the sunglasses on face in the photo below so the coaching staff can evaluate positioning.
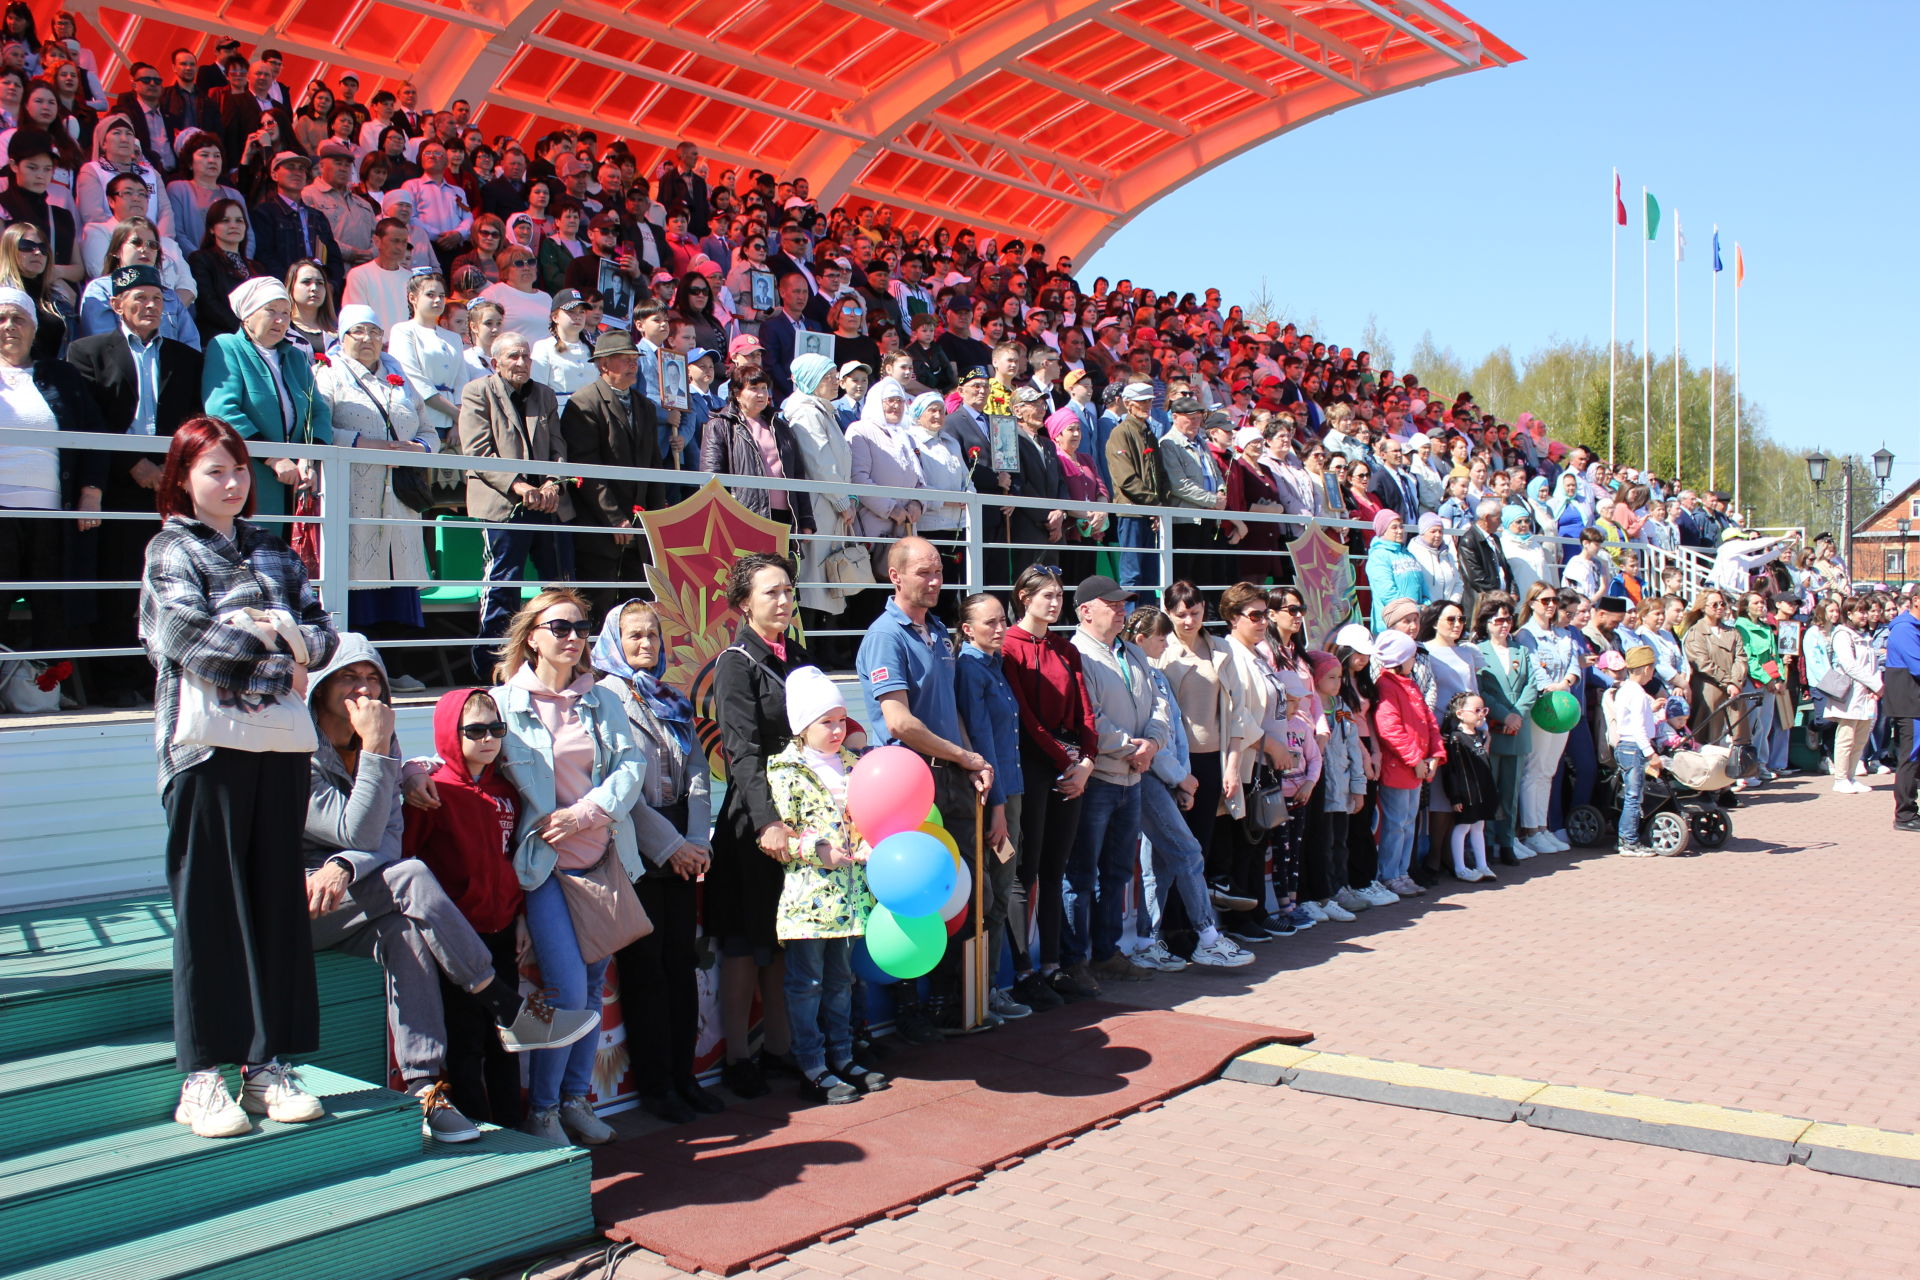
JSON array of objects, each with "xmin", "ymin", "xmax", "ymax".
[
  {"xmin": 535, "ymin": 619, "xmax": 592, "ymax": 638},
  {"xmin": 1275, "ymin": 604, "xmax": 1304, "ymax": 615},
  {"xmin": 459, "ymin": 721, "xmax": 509, "ymax": 740},
  {"xmin": 18, "ymin": 240, "xmax": 43, "ymax": 253},
  {"xmin": 509, "ymin": 258, "xmax": 534, "ymax": 268},
  {"xmin": 134, "ymin": 75, "xmax": 161, "ymax": 86},
  {"xmin": 1241, "ymin": 609, "xmax": 1269, "ymax": 621}
]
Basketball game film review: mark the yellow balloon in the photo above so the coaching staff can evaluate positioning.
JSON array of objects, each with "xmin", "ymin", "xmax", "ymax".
[{"xmin": 918, "ymin": 821, "xmax": 960, "ymax": 863}]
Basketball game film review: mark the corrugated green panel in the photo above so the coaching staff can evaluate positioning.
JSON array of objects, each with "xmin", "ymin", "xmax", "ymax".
[
  {"xmin": 6, "ymin": 1129, "xmax": 594, "ymax": 1280},
  {"xmin": 0, "ymin": 1068, "xmax": 420, "ymax": 1274}
]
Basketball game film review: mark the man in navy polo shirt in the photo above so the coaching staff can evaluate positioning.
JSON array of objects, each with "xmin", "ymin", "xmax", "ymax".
[{"xmin": 858, "ymin": 537, "xmax": 995, "ymax": 1036}]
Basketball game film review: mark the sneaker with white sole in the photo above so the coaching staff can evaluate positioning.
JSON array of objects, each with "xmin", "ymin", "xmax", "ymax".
[
  {"xmin": 1299, "ymin": 899, "xmax": 1330, "ymax": 923},
  {"xmin": 1615, "ymin": 843, "xmax": 1658, "ymax": 857},
  {"xmin": 176, "ymin": 1070, "xmax": 251, "ymax": 1138},
  {"xmin": 497, "ymin": 991, "xmax": 601, "ymax": 1053},
  {"xmin": 1190, "ymin": 936, "xmax": 1255, "ymax": 967},
  {"xmin": 1334, "ymin": 886, "xmax": 1372, "ymax": 913},
  {"xmin": 389, "ymin": 673, "xmax": 427, "ymax": 692},
  {"xmin": 239, "ymin": 1061, "xmax": 324, "ymax": 1124},
  {"xmin": 1317, "ymin": 897, "xmax": 1356, "ymax": 923},
  {"xmin": 1361, "ymin": 881, "xmax": 1399, "ymax": 906},
  {"xmin": 520, "ymin": 1106, "xmax": 567, "ymax": 1145},
  {"xmin": 986, "ymin": 988, "xmax": 1032, "ymax": 1019},
  {"xmin": 1132, "ymin": 940, "xmax": 1190, "ymax": 972},
  {"xmin": 558, "ymin": 1095, "xmax": 614, "ymax": 1145},
  {"xmin": 1832, "ymin": 780, "xmax": 1870, "ymax": 794},
  {"xmin": 1388, "ymin": 876, "xmax": 1426, "ymax": 897},
  {"xmin": 414, "ymin": 1081, "xmax": 480, "ymax": 1143},
  {"xmin": 1543, "ymin": 831, "xmax": 1571, "ymax": 852},
  {"xmin": 1518, "ymin": 832, "xmax": 1557, "ymax": 856}
]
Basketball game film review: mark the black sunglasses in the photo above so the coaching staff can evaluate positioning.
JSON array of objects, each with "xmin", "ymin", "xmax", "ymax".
[
  {"xmin": 508, "ymin": 258, "xmax": 535, "ymax": 268},
  {"xmin": 134, "ymin": 75, "xmax": 162, "ymax": 85},
  {"xmin": 18, "ymin": 239, "xmax": 44, "ymax": 253},
  {"xmin": 459, "ymin": 721, "xmax": 509, "ymax": 740},
  {"xmin": 535, "ymin": 619, "xmax": 592, "ymax": 638},
  {"xmin": 1274, "ymin": 604, "xmax": 1304, "ymax": 615},
  {"xmin": 1241, "ymin": 608, "xmax": 1270, "ymax": 621}
]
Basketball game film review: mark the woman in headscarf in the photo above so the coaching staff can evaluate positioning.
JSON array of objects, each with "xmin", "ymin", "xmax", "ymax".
[
  {"xmin": 781, "ymin": 351, "xmax": 857, "ymax": 626},
  {"xmin": 1549, "ymin": 467, "xmax": 1589, "ymax": 548},
  {"xmin": 844, "ymin": 375, "xmax": 925, "ymax": 542},
  {"xmin": 1501, "ymin": 504, "xmax": 1549, "ymax": 600},
  {"xmin": 592, "ymin": 598, "xmax": 723, "ymax": 1124},
  {"xmin": 1523, "ymin": 475, "xmax": 1559, "ymax": 569},
  {"xmin": 1408, "ymin": 511, "xmax": 1463, "ymax": 605},
  {"xmin": 1364, "ymin": 509, "xmax": 1427, "ymax": 633},
  {"xmin": 201, "ymin": 276, "xmax": 332, "ymax": 516},
  {"xmin": 74, "ymin": 113, "xmax": 172, "ymax": 239},
  {"xmin": 1046, "ymin": 405, "xmax": 1107, "ymax": 585},
  {"xmin": 1222, "ymin": 425, "xmax": 1282, "ymax": 586}
]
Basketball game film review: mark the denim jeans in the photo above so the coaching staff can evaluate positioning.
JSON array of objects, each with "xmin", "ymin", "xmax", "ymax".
[
  {"xmin": 782, "ymin": 936, "xmax": 853, "ymax": 1076},
  {"xmin": 1115, "ymin": 515, "xmax": 1156, "ymax": 595},
  {"xmin": 1748, "ymin": 692, "xmax": 1779, "ymax": 772},
  {"xmin": 479, "ymin": 514, "xmax": 575, "ymax": 666},
  {"xmin": 1134, "ymin": 777, "xmax": 1215, "ymax": 939},
  {"xmin": 1615, "ymin": 742, "xmax": 1648, "ymax": 845},
  {"xmin": 522, "ymin": 871, "xmax": 609, "ymax": 1112},
  {"xmin": 1374, "ymin": 784, "xmax": 1420, "ymax": 882},
  {"xmin": 1062, "ymin": 777, "xmax": 1141, "ymax": 966},
  {"xmin": 1559, "ymin": 713, "xmax": 1598, "ymax": 823},
  {"xmin": 1760, "ymin": 693, "xmax": 1792, "ymax": 772}
]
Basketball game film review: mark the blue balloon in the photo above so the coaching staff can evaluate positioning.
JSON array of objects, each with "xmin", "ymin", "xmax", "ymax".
[{"xmin": 865, "ymin": 830, "xmax": 957, "ymax": 918}]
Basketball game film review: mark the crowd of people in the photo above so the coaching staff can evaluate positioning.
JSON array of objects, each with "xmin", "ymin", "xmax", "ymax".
[{"xmin": 7, "ymin": 20, "xmax": 1920, "ymax": 1146}]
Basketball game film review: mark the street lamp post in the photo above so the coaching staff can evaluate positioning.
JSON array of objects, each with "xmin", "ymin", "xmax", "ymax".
[
  {"xmin": 1810, "ymin": 448, "xmax": 1897, "ymax": 580},
  {"xmin": 1900, "ymin": 517, "xmax": 1913, "ymax": 586}
]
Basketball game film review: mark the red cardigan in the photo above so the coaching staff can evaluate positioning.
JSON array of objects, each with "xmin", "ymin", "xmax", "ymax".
[
  {"xmin": 1372, "ymin": 668, "xmax": 1445, "ymax": 790},
  {"xmin": 1001, "ymin": 622, "xmax": 1101, "ymax": 773}
]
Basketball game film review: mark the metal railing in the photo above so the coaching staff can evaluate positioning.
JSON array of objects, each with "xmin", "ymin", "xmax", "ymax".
[{"xmin": 0, "ymin": 424, "xmax": 1703, "ymax": 672}]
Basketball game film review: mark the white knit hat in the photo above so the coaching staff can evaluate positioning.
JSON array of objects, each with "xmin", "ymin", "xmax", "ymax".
[
  {"xmin": 1375, "ymin": 631, "xmax": 1418, "ymax": 668},
  {"xmin": 784, "ymin": 666, "xmax": 845, "ymax": 735}
]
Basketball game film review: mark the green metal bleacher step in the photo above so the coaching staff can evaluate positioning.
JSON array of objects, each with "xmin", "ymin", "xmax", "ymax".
[
  {"xmin": 0, "ymin": 1067, "xmax": 420, "ymax": 1274},
  {"xmin": 2, "ymin": 1125, "xmax": 594, "ymax": 1280}
]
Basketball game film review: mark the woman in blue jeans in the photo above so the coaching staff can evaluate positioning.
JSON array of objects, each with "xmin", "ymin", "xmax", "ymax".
[{"xmin": 489, "ymin": 588, "xmax": 645, "ymax": 1147}]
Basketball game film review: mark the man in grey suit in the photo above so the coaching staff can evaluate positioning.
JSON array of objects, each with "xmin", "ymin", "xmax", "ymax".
[
  {"xmin": 455, "ymin": 330, "xmax": 573, "ymax": 667},
  {"xmin": 1158, "ymin": 394, "xmax": 1238, "ymax": 589}
]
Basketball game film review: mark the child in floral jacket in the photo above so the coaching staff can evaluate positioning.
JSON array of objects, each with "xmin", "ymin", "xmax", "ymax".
[{"xmin": 766, "ymin": 667, "xmax": 885, "ymax": 1106}]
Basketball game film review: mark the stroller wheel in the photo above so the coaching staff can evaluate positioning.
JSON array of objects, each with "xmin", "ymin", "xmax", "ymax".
[
  {"xmin": 1644, "ymin": 810, "xmax": 1692, "ymax": 856},
  {"xmin": 1688, "ymin": 805, "xmax": 1731, "ymax": 850},
  {"xmin": 1567, "ymin": 805, "xmax": 1607, "ymax": 848}
]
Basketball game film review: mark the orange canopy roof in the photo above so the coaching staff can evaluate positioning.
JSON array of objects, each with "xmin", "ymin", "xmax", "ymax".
[{"xmin": 72, "ymin": 0, "xmax": 1518, "ymax": 258}]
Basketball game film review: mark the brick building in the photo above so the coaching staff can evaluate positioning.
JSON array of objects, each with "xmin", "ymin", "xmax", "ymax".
[{"xmin": 1850, "ymin": 477, "xmax": 1920, "ymax": 586}]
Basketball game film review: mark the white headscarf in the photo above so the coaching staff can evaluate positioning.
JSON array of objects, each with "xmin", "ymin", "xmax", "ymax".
[
  {"xmin": 0, "ymin": 286, "xmax": 38, "ymax": 322},
  {"xmin": 228, "ymin": 276, "xmax": 291, "ymax": 322},
  {"xmin": 858, "ymin": 376, "xmax": 922, "ymax": 484}
]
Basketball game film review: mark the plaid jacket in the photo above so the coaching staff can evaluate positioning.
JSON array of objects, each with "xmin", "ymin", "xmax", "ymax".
[{"xmin": 138, "ymin": 516, "xmax": 339, "ymax": 794}]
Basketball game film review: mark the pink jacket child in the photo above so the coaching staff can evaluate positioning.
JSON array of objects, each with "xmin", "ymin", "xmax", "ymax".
[
  {"xmin": 1276, "ymin": 668, "xmax": 1323, "ymax": 801},
  {"xmin": 1373, "ymin": 663, "xmax": 1446, "ymax": 789}
]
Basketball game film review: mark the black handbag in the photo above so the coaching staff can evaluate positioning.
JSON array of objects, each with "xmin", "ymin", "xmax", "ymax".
[
  {"xmin": 391, "ymin": 464, "xmax": 434, "ymax": 514},
  {"xmin": 1240, "ymin": 761, "xmax": 1288, "ymax": 840}
]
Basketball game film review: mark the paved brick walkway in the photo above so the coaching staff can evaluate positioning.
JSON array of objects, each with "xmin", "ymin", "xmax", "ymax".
[{"xmin": 528, "ymin": 774, "xmax": 1920, "ymax": 1279}]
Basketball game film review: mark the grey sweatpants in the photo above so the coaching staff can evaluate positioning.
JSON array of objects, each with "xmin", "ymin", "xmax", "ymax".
[{"xmin": 310, "ymin": 857, "xmax": 498, "ymax": 1084}]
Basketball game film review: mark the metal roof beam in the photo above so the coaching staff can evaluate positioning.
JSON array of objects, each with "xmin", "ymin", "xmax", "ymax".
[
  {"xmin": 1236, "ymin": 0, "xmax": 1368, "ymax": 69},
  {"xmin": 1100, "ymin": 13, "xmax": 1278, "ymax": 99},
  {"xmin": 1013, "ymin": 61, "xmax": 1192, "ymax": 136},
  {"xmin": 373, "ymin": 0, "xmax": 501, "ymax": 32},
  {"xmin": 928, "ymin": 116, "xmax": 1114, "ymax": 182},
  {"xmin": 817, "ymin": 0, "xmax": 946, "ymax": 42},
  {"xmin": 881, "ymin": 133, "xmax": 1117, "ymax": 213},
  {"xmin": 845, "ymin": 182, "xmax": 1011, "ymax": 231},
  {"xmin": 520, "ymin": 33, "xmax": 864, "ymax": 137},
  {"xmin": 1165, "ymin": 0, "xmax": 1368, "ymax": 95},
  {"xmin": 80, "ymin": 0, "xmax": 415, "ymax": 78},
  {"xmin": 559, "ymin": 0, "xmax": 853, "ymax": 99},
  {"xmin": 1345, "ymin": 0, "xmax": 1474, "ymax": 66},
  {"xmin": 484, "ymin": 88, "xmax": 762, "ymax": 168}
]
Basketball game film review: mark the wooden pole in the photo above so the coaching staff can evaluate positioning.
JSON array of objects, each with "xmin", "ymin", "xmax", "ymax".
[{"xmin": 972, "ymin": 793, "xmax": 987, "ymax": 1028}]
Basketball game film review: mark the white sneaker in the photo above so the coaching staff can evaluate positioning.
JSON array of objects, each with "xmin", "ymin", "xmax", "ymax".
[
  {"xmin": 1453, "ymin": 866, "xmax": 1486, "ymax": 883},
  {"xmin": 1132, "ymin": 940, "xmax": 1189, "ymax": 972},
  {"xmin": 1832, "ymin": 780, "xmax": 1870, "ymax": 794},
  {"xmin": 239, "ymin": 1061, "xmax": 324, "ymax": 1124},
  {"xmin": 176, "ymin": 1070, "xmax": 250, "ymax": 1138},
  {"xmin": 1509, "ymin": 843, "xmax": 1536, "ymax": 861},
  {"xmin": 1300, "ymin": 899, "xmax": 1330, "ymax": 923},
  {"xmin": 1520, "ymin": 832, "xmax": 1558, "ymax": 856},
  {"xmin": 1317, "ymin": 897, "xmax": 1355, "ymax": 923},
  {"xmin": 1362, "ymin": 881, "xmax": 1400, "ymax": 905},
  {"xmin": 1551, "ymin": 829, "xmax": 1572, "ymax": 848},
  {"xmin": 1190, "ymin": 936, "xmax": 1255, "ymax": 968},
  {"xmin": 1873, "ymin": 763, "xmax": 1893, "ymax": 775}
]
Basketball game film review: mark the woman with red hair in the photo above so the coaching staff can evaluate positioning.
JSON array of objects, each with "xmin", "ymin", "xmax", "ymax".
[{"xmin": 140, "ymin": 416, "xmax": 339, "ymax": 1139}]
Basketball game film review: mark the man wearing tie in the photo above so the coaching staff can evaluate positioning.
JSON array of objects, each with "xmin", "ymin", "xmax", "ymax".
[
  {"xmin": 1159, "ymin": 394, "xmax": 1236, "ymax": 590},
  {"xmin": 1369, "ymin": 437, "xmax": 1421, "ymax": 525},
  {"xmin": 756, "ymin": 270, "xmax": 815, "ymax": 401},
  {"xmin": 68, "ymin": 263, "xmax": 204, "ymax": 706},
  {"xmin": 251, "ymin": 153, "xmax": 344, "ymax": 294}
]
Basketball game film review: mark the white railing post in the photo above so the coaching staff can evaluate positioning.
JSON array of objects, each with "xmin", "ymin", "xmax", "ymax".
[
  {"xmin": 317, "ymin": 451, "xmax": 353, "ymax": 633},
  {"xmin": 1155, "ymin": 512, "xmax": 1176, "ymax": 594},
  {"xmin": 963, "ymin": 495, "xmax": 985, "ymax": 594}
]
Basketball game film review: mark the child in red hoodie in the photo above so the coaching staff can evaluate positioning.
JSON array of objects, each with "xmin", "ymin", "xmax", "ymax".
[{"xmin": 403, "ymin": 688, "xmax": 526, "ymax": 1126}]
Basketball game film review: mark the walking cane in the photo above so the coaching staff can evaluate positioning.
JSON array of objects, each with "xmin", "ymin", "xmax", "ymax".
[{"xmin": 972, "ymin": 792, "xmax": 987, "ymax": 1030}]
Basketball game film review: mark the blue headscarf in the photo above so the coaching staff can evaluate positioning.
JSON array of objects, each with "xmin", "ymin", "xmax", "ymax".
[
  {"xmin": 591, "ymin": 599, "xmax": 696, "ymax": 756},
  {"xmin": 790, "ymin": 352, "xmax": 835, "ymax": 397}
]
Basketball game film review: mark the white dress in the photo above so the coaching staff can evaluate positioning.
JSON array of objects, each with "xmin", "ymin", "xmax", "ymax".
[
  {"xmin": 531, "ymin": 336, "xmax": 595, "ymax": 411},
  {"xmin": 315, "ymin": 355, "xmax": 436, "ymax": 587},
  {"xmin": 389, "ymin": 319, "xmax": 469, "ymax": 440}
]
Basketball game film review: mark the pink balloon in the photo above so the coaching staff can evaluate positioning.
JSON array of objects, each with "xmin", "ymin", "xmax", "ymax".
[{"xmin": 848, "ymin": 745, "xmax": 935, "ymax": 844}]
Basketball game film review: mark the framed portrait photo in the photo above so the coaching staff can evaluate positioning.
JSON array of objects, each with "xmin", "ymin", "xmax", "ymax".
[
  {"xmin": 659, "ymin": 351, "xmax": 689, "ymax": 411},
  {"xmin": 794, "ymin": 330, "xmax": 835, "ymax": 361},
  {"xmin": 988, "ymin": 414, "xmax": 1021, "ymax": 473},
  {"xmin": 749, "ymin": 269, "xmax": 776, "ymax": 311}
]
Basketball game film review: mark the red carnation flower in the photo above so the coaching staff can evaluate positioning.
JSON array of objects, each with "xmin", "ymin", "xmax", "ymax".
[
  {"xmin": 34, "ymin": 660, "xmax": 73, "ymax": 692},
  {"xmin": 312, "ymin": 353, "xmax": 330, "ymax": 367},
  {"xmin": 631, "ymin": 504, "xmax": 646, "ymax": 516},
  {"xmin": 386, "ymin": 374, "xmax": 406, "ymax": 386}
]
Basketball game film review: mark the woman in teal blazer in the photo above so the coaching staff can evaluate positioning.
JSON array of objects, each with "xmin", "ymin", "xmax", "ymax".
[
  {"xmin": 1474, "ymin": 590, "xmax": 1543, "ymax": 865},
  {"xmin": 201, "ymin": 278, "xmax": 332, "ymax": 516}
]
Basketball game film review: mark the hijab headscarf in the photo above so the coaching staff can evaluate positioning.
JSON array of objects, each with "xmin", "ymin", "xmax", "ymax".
[
  {"xmin": 859, "ymin": 376, "xmax": 923, "ymax": 483},
  {"xmin": 790, "ymin": 351, "xmax": 835, "ymax": 397},
  {"xmin": 1047, "ymin": 405, "xmax": 1102, "ymax": 495},
  {"xmin": 229, "ymin": 276, "xmax": 291, "ymax": 323},
  {"xmin": 905, "ymin": 391, "xmax": 944, "ymax": 435},
  {"xmin": 591, "ymin": 600, "xmax": 696, "ymax": 756},
  {"xmin": 1548, "ymin": 469, "xmax": 1581, "ymax": 516}
]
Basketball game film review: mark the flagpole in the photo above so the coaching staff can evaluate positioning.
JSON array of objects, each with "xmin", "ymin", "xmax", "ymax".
[
  {"xmin": 1733, "ymin": 242, "xmax": 1742, "ymax": 511},
  {"xmin": 1641, "ymin": 186, "xmax": 1650, "ymax": 474},
  {"xmin": 1609, "ymin": 168, "xmax": 1619, "ymax": 467},
  {"xmin": 1673, "ymin": 209, "xmax": 1682, "ymax": 486},
  {"xmin": 1709, "ymin": 225, "xmax": 1719, "ymax": 493}
]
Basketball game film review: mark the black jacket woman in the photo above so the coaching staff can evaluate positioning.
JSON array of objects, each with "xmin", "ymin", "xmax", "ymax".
[
  {"xmin": 706, "ymin": 552, "xmax": 808, "ymax": 1099},
  {"xmin": 698, "ymin": 367, "xmax": 814, "ymax": 533},
  {"xmin": 592, "ymin": 597, "xmax": 726, "ymax": 1122},
  {"xmin": 139, "ymin": 415, "xmax": 339, "ymax": 1138}
]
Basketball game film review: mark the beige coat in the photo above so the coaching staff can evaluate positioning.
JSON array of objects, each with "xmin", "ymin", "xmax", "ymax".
[
  {"xmin": 316, "ymin": 356, "xmax": 436, "ymax": 587},
  {"xmin": 455, "ymin": 373, "xmax": 573, "ymax": 523}
]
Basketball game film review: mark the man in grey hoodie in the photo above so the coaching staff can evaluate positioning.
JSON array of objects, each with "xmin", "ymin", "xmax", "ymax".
[
  {"xmin": 303, "ymin": 633, "xmax": 597, "ymax": 1141},
  {"xmin": 1062, "ymin": 576, "xmax": 1171, "ymax": 988}
]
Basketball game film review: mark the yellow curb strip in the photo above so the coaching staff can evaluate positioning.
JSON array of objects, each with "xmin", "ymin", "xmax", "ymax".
[
  {"xmin": 1232, "ymin": 1044, "xmax": 1322, "ymax": 1071},
  {"xmin": 1522, "ymin": 1084, "xmax": 1814, "ymax": 1141},
  {"xmin": 1799, "ymin": 1123, "xmax": 1920, "ymax": 1158},
  {"xmin": 1296, "ymin": 1054, "xmax": 1548, "ymax": 1103}
]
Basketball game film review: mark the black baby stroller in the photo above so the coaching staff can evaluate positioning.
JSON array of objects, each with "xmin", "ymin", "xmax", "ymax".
[{"xmin": 1565, "ymin": 689, "xmax": 1764, "ymax": 855}]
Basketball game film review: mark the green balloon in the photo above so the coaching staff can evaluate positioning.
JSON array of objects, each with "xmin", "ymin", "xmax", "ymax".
[
  {"xmin": 1532, "ymin": 689, "xmax": 1580, "ymax": 734},
  {"xmin": 927, "ymin": 802, "xmax": 942, "ymax": 827},
  {"xmin": 864, "ymin": 905, "xmax": 946, "ymax": 980}
]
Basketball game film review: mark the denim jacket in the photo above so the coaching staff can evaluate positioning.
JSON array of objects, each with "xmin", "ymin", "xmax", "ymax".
[{"xmin": 492, "ymin": 675, "xmax": 647, "ymax": 889}]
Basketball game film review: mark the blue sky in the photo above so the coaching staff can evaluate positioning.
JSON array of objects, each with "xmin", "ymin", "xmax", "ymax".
[{"xmin": 1084, "ymin": 0, "xmax": 1920, "ymax": 496}]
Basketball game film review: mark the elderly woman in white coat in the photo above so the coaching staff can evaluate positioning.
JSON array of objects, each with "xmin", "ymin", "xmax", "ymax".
[
  {"xmin": 844, "ymin": 376, "xmax": 925, "ymax": 541},
  {"xmin": 315, "ymin": 303, "xmax": 437, "ymax": 633},
  {"xmin": 781, "ymin": 352, "xmax": 856, "ymax": 619},
  {"xmin": 901, "ymin": 392, "xmax": 972, "ymax": 537},
  {"xmin": 1408, "ymin": 513, "xmax": 1463, "ymax": 605},
  {"xmin": 1826, "ymin": 595, "xmax": 1884, "ymax": 793}
]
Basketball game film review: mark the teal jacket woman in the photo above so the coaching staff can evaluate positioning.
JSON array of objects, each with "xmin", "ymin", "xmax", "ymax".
[
  {"xmin": 200, "ymin": 278, "xmax": 333, "ymax": 515},
  {"xmin": 1365, "ymin": 509, "xmax": 1428, "ymax": 631},
  {"xmin": 1477, "ymin": 635, "xmax": 1544, "ymax": 759}
]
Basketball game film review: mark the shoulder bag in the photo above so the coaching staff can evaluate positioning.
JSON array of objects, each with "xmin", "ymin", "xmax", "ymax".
[
  {"xmin": 556, "ymin": 848, "xmax": 653, "ymax": 965},
  {"xmin": 172, "ymin": 607, "xmax": 319, "ymax": 753},
  {"xmin": 1239, "ymin": 760, "xmax": 1288, "ymax": 841}
]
